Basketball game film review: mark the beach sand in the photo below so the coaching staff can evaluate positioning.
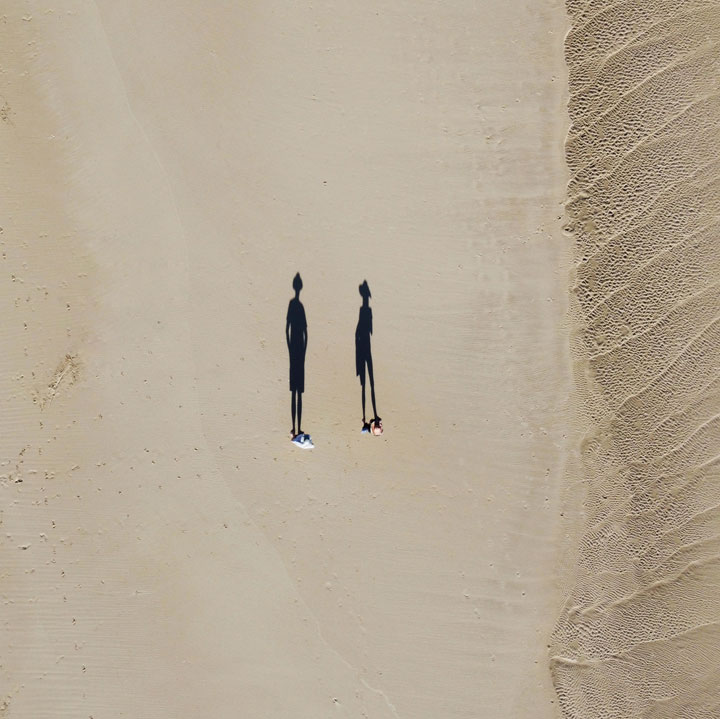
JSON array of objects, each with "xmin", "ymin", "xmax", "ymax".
[
  {"xmin": 0, "ymin": 2, "xmax": 577, "ymax": 717},
  {"xmin": 551, "ymin": 3, "xmax": 720, "ymax": 718}
]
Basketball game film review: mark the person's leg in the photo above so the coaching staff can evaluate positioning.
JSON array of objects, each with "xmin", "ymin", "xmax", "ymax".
[
  {"xmin": 297, "ymin": 392, "xmax": 303, "ymax": 434},
  {"xmin": 367, "ymin": 356, "xmax": 378, "ymax": 419},
  {"xmin": 291, "ymin": 390, "xmax": 297, "ymax": 435}
]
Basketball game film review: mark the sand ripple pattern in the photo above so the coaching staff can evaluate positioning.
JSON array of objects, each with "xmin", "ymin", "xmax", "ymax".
[{"xmin": 551, "ymin": 2, "xmax": 720, "ymax": 717}]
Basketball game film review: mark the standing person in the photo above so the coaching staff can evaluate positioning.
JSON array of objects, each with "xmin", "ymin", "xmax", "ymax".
[
  {"xmin": 355, "ymin": 280, "xmax": 382, "ymax": 435},
  {"xmin": 286, "ymin": 273, "xmax": 311, "ymax": 446}
]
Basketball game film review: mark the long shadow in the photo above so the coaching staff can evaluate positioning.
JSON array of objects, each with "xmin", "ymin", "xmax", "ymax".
[
  {"xmin": 355, "ymin": 280, "xmax": 382, "ymax": 434},
  {"xmin": 286, "ymin": 272, "xmax": 307, "ymax": 438}
]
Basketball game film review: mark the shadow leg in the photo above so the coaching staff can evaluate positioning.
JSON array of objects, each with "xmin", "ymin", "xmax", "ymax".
[
  {"xmin": 361, "ymin": 374, "xmax": 366, "ymax": 422},
  {"xmin": 291, "ymin": 390, "xmax": 297, "ymax": 435},
  {"xmin": 367, "ymin": 356, "xmax": 378, "ymax": 419},
  {"xmin": 297, "ymin": 392, "xmax": 303, "ymax": 434}
]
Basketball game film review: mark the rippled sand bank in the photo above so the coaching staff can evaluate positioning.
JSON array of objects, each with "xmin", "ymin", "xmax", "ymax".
[{"xmin": 552, "ymin": 3, "xmax": 720, "ymax": 717}]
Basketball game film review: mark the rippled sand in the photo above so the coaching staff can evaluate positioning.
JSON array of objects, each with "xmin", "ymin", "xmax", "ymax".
[{"xmin": 551, "ymin": 3, "xmax": 720, "ymax": 717}]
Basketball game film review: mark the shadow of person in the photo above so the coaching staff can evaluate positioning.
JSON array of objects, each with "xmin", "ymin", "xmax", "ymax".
[
  {"xmin": 355, "ymin": 280, "xmax": 381, "ymax": 434},
  {"xmin": 286, "ymin": 272, "xmax": 307, "ymax": 438}
]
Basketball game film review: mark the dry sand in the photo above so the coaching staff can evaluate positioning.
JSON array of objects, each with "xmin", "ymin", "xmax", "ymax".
[{"xmin": 0, "ymin": 1, "xmax": 586, "ymax": 718}]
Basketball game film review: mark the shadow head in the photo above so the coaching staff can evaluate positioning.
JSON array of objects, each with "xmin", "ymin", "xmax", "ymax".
[
  {"xmin": 293, "ymin": 272, "xmax": 303, "ymax": 293},
  {"xmin": 359, "ymin": 280, "xmax": 371, "ymax": 299}
]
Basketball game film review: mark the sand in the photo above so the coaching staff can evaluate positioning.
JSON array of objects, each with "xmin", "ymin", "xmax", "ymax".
[
  {"xmin": 550, "ymin": 3, "xmax": 720, "ymax": 718},
  {"xmin": 2, "ymin": 1, "xmax": 577, "ymax": 717}
]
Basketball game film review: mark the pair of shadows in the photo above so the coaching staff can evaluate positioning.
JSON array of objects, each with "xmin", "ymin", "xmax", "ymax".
[{"xmin": 285, "ymin": 273, "xmax": 380, "ymax": 438}]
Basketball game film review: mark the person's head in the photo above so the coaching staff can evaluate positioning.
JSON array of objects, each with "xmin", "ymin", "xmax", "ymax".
[
  {"xmin": 293, "ymin": 272, "xmax": 303, "ymax": 294},
  {"xmin": 359, "ymin": 280, "xmax": 371, "ymax": 300}
]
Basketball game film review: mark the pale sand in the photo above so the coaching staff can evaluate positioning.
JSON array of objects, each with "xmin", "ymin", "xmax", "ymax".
[{"xmin": 2, "ymin": 2, "xmax": 570, "ymax": 718}]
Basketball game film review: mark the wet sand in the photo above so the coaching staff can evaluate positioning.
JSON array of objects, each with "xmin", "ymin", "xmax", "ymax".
[{"xmin": 2, "ymin": 2, "xmax": 570, "ymax": 717}]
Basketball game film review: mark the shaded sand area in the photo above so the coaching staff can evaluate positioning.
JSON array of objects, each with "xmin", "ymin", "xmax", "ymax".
[{"xmin": 2, "ymin": 2, "xmax": 570, "ymax": 717}]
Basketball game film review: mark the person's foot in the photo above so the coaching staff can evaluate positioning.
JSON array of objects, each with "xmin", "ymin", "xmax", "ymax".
[
  {"xmin": 361, "ymin": 421, "xmax": 371, "ymax": 434},
  {"xmin": 293, "ymin": 433, "xmax": 314, "ymax": 449}
]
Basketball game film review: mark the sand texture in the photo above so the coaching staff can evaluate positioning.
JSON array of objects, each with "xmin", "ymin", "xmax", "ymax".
[
  {"xmin": 0, "ymin": 1, "xmax": 583, "ymax": 718},
  {"xmin": 551, "ymin": 2, "xmax": 720, "ymax": 718}
]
